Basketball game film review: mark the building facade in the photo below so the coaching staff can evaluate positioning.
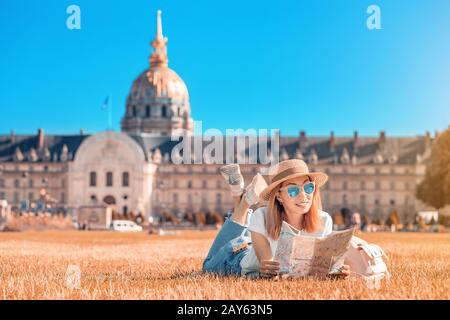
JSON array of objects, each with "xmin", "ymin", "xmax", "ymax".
[{"xmin": 0, "ymin": 11, "xmax": 436, "ymax": 223}]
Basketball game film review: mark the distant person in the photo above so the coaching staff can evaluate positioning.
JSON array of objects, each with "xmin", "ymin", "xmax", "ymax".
[
  {"xmin": 135, "ymin": 213, "xmax": 144, "ymax": 225},
  {"xmin": 341, "ymin": 207, "xmax": 352, "ymax": 228},
  {"xmin": 352, "ymin": 212, "xmax": 361, "ymax": 230},
  {"xmin": 205, "ymin": 211, "xmax": 213, "ymax": 225},
  {"xmin": 360, "ymin": 214, "xmax": 369, "ymax": 232}
]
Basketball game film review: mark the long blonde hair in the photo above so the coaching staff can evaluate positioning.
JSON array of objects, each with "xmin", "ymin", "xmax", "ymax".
[{"xmin": 266, "ymin": 179, "xmax": 323, "ymax": 240}]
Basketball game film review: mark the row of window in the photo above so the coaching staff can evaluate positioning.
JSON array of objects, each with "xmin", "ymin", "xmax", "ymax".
[
  {"xmin": 155, "ymin": 179, "xmax": 415, "ymax": 191},
  {"xmin": 0, "ymin": 177, "xmax": 414, "ymax": 192},
  {"xmin": 158, "ymin": 180, "xmax": 225, "ymax": 189},
  {"xmin": 324, "ymin": 181, "xmax": 415, "ymax": 191},
  {"xmin": 0, "ymin": 165, "xmax": 416, "ymax": 175},
  {"xmin": 0, "ymin": 179, "xmax": 64, "ymax": 188},
  {"xmin": 155, "ymin": 193, "xmax": 223, "ymax": 205},
  {"xmin": 322, "ymin": 194, "xmax": 413, "ymax": 206},
  {"xmin": 0, "ymin": 191, "xmax": 66, "ymax": 203},
  {"xmin": 159, "ymin": 166, "xmax": 260, "ymax": 174},
  {"xmin": 156, "ymin": 166, "xmax": 416, "ymax": 175},
  {"xmin": 0, "ymin": 165, "xmax": 65, "ymax": 173},
  {"xmin": 89, "ymin": 172, "xmax": 129, "ymax": 187},
  {"xmin": 321, "ymin": 167, "xmax": 414, "ymax": 175},
  {"xmin": 154, "ymin": 193, "xmax": 414, "ymax": 208},
  {"xmin": 130, "ymin": 105, "xmax": 177, "ymax": 118}
]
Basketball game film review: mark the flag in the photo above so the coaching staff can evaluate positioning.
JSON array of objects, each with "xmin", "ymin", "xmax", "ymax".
[
  {"xmin": 101, "ymin": 95, "xmax": 113, "ymax": 130},
  {"xmin": 101, "ymin": 96, "xmax": 109, "ymax": 110}
]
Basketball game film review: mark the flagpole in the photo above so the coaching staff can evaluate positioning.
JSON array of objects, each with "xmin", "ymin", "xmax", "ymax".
[{"xmin": 108, "ymin": 94, "xmax": 113, "ymax": 131}]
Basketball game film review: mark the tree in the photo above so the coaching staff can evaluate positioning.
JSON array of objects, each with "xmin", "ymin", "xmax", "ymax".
[
  {"xmin": 386, "ymin": 210, "xmax": 400, "ymax": 226},
  {"xmin": 417, "ymin": 127, "xmax": 450, "ymax": 209}
]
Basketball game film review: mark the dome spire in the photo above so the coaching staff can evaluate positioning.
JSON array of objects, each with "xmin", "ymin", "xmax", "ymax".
[
  {"xmin": 156, "ymin": 9, "xmax": 163, "ymax": 40},
  {"xmin": 150, "ymin": 9, "xmax": 168, "ymax": 68}
]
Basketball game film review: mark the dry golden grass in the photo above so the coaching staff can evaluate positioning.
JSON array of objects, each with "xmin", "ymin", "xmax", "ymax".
[{"xmin": 0, "ymin": 230, "xmax": 449, "ymax": 300}]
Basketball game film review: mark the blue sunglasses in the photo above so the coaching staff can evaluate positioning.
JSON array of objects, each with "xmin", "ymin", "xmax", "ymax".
[{"xmin": 281, "ymin": 182, "xmax": 316, "ymax": 198}]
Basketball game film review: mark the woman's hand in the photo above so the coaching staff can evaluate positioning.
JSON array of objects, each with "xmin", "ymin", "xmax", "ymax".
[
  {"xmin": 259, "ymin": 259, "xmax": 280, "ymax": 278},
  {"xmin": 328, "ymin": 264, "xmax": 351, "ymax": 280}
]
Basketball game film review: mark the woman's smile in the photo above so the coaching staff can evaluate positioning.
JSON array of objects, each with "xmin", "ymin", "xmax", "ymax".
[{"xmin": 295, "ymin": 202, "xmax": 309, "ymax": 208}]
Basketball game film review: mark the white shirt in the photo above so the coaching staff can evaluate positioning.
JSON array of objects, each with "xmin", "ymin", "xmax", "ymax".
[{"xmin": 240, "ymin": 206, "xmax": 333, "ymax": 276}]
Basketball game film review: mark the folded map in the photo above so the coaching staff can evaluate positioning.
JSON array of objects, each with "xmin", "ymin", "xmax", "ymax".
[{"xmin": 274, "ymin": 222, "xmax": 355, "ymax": 278}]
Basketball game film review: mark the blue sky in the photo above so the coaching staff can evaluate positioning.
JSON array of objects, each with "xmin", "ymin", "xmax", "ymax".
[{"xmin": 1, "ymin": 0, "xmax": 449, "ymax": 137}]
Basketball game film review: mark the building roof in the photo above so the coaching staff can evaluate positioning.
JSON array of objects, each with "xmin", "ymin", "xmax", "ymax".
[
  {"xmin": 0, "ymin": 134, "xmax": 88, "ymax": 163},
  {"xmin": 0, "ymin": 131, "xmax": 433, "ymax": 165}
]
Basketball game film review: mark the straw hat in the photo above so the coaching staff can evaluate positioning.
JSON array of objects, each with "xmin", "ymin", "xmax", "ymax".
[{"xmin": 259, "ymin": 159, "xmax": 328, "ymax": 201}]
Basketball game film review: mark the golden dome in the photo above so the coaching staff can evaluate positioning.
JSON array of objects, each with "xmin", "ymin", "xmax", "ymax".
[{"xmin": 129, "ymin": 67, "xmax": 189, "ymax": 102}]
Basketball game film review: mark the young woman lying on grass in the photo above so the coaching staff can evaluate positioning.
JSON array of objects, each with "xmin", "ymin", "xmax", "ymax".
[{"xmin": 202, "ymin": 159, "xmax": 351, "ymax": 279}]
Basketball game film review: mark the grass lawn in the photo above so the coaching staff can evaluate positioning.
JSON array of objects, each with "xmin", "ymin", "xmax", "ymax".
[{"xmin": 0, "ymin": 230, "xmax": 449, "ymax": 299}]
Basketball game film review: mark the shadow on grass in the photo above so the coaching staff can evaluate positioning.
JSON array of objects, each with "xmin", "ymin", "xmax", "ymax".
[
  {"xmin": 167, "ymin": 270, "xmax": 207, "ymax": 280},
  {"xmin": 159, "ymin": 270, "xmax": 255, "ymax": 281},
  {"xmin": 144, "ymin": 267, "xmax": 352, "ymax": 282}
]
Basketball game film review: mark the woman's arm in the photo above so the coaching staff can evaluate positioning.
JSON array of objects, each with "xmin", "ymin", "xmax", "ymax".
[{"xmin": 251, "ymin": 231, "xmax": 280, "ymax": 278}]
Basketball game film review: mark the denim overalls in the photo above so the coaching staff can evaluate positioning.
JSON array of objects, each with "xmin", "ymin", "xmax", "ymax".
[{"xmin": 202, "ymin": 211, "xmax": 254, "ymax": 276}]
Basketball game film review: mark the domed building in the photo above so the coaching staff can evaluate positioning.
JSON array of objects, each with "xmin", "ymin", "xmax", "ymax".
[{"xmin": 121, "ymin": 10, "xmax": 194, "ymax": 136}]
